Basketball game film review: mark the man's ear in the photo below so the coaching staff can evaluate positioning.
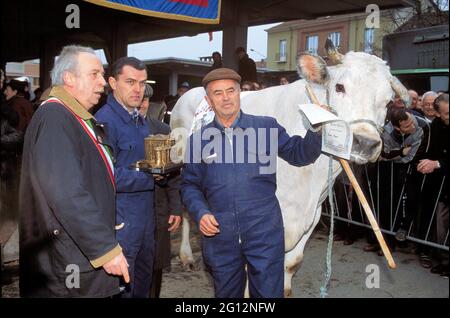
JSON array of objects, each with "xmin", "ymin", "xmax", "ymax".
[
  {"xmin": 108, "ymin": 76, "xmax": 117, "ymax": 91},
  {"xmin": 63, "ymin": 71, "xmax": 76, "ymax": 88}
]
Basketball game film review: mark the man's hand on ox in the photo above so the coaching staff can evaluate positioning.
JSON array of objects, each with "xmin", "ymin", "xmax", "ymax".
[
  {"xmin": 103, "ymin": 252, "xmax": 130, "ymax": 283},
  {"xmin": 168, "ymin": 215, "xmax": 182, "ymax": 232},
  {"xmin": 199, "ymin": 214, "xmax": 220, "ymax": 237},
  {"xmin": 417, "ymin": 159, "xmax": 439, "ymax": 174},
  {"xmin": 319, "ymin": 104, "xmax": 332, "ymax": 113},
  {"xmin": 310, "ymin": 104, "xmax": 331, "ymax": 134}
]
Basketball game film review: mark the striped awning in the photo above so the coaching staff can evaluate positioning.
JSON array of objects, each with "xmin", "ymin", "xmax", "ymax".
[{"xmin": 85, "ymin": 0, "xmax": 221, "ymax": 24}]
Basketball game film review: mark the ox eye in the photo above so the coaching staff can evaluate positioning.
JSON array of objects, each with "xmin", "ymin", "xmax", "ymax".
[{"xmin": 336, "ymin": 84, "xmax": 345, "ymax": 93}]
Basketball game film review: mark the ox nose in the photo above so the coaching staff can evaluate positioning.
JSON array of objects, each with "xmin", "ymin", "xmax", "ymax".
[{"xmin": 353, "ymin": 133, "xmax": 381, "ymax": 153}]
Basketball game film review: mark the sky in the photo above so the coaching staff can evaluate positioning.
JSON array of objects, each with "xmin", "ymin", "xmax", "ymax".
[
  {"xmin": 124, "ymin": 23, "xmax": 280, "ymax": 63},
  {"xmin": 23, "ymin": 23, "xmax": 280, "ymax": 66}
]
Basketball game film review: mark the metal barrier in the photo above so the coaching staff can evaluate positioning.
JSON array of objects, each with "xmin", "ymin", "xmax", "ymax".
[{"xmin": 322, "ymin": 161, "xmax": 449, "ymax": 251}]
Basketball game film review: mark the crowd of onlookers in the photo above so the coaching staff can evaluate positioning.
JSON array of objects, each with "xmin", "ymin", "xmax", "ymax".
[{"xmin": 328, "ymin": 89, "xmax": 448, "ymax": 278}]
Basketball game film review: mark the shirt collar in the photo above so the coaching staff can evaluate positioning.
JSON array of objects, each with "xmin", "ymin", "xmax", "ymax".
[
  {"xmin": 214, "ymin": 111, "xmax": 242, "ymax": 130},
  {"xmin": 49, "ymin": 86, "xmax": 93, "ymax": 120},
  {"xmin": 205, "ymin": 110, "xmax": 252, "ymax": 136}
]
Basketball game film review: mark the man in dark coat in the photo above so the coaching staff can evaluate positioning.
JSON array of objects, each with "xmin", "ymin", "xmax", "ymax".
[
  {"xmin": 19, "ymin": 45, "xmax": 129, "ymax": 298},
  {"xmin": 3, "ymin": 79, "xmax": 34, "ymax": 133},
  {"xmin": 235, "ymin": 47, "xmax": 257, "ymax": 84},
  {"xmin": 96, "ymin": 57, "xmax": 156, "ymax": 298},
  {"xmin": 139, "ymin": 84, "xmax": 182, "ymax": 297},
  {"xmin": 180, "ymin": 68, "xmax": 322, "ymax": 298},
  {"xmin": 417, "ymin": 93, "xmax": 448, "ymax": 276}
]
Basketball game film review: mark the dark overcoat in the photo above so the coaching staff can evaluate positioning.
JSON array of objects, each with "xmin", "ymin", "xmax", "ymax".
[{"xmin": 19, "ymin": 91, "xmax": 120, "ymax": 298}]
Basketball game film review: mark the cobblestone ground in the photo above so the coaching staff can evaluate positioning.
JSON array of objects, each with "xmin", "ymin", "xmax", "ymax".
[{"xmin": 2, "ymin": 225, "xmax": 448, "ymax": 298}]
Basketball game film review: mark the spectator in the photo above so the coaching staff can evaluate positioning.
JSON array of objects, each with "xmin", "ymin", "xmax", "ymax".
[
  {"xmin": 211, "ymin": 51, "xmax": 223, "ymax": 70},
  {"xmin": 4, "ymin": 79, "xmax": 34, "ymax": 133},
  {"xmin": 164, "ymin": 82, "xmax": 190, "ymax": 124},
  {"xmin": 235, "ymin": 47, "xmax": 257, "ymax": 84},
  {"xmin": 421, "ymin": 91, "xmax": 438, "ymax": 123},
  {"xmin": 417, "ymin": 93, "xmax": 448, "ymax": 276},
  {"xmin": 138, "ymin": 84, "xmax": 182, "ymax": 298},
  {"xmin": 141, "ymin": 84, "xmax": 166, "ymax": 122},
  {"xmin": 417, "ymin": 94, "xmax": 424, "ymax": 111},
  {"xmin": 280, "ymin": 77, "xmax": 289, "ymax": 85},
  {"xmin": 241, "ymin": 81, "xmax": 255, "ymax": 91},
  {"xmin": 408, "ymin": 89, "xmax": 424, "ymax": 117},
  {"xmin": 1, "ymin": 75, "xmax": 23, "ymax": 243},
  {"xmin": 381, "ymin": 109, "xmax": 430, "ymax": 242}
]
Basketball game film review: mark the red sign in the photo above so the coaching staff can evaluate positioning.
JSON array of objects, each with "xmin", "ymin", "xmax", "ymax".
[{"xmin": 169, "ymin": 0, "xmax": 208, "ymax": 7}]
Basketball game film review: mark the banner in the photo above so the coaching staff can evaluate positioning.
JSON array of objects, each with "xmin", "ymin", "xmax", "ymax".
[{"xmin": 85, "ymin": 0, "xmax": 221, "ymax": 24}]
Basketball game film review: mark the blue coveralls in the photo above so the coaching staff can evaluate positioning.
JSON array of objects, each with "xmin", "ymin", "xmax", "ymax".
[
  {"xmin": 96, "ymin": 94, "xmax": 155, "ymax": 298},
  {"xmin": 181, "ymin": 111, "xmax": 322, "ymax": 298}
]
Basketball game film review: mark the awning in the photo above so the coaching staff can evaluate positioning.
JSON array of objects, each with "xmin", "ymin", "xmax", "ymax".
[
  {"xmin": 84, "ymin": 0, "xmax": 221, "ymax": 24},
  {"xmin": 391, "ymin": 68, "xmax": 449, "ymax": 75}
]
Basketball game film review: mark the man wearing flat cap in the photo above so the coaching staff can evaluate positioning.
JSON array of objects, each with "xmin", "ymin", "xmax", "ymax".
[{"xmin": 180, "ymin": 68, "xmax": 322, "ymax": 298}]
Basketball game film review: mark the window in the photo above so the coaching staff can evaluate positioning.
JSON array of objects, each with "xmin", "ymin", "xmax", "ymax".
[
  {"xmin": 364, "ymin": 28, "xmax": 375, "ymax": 53},
  {"xmin": 279, "ymin": 39, "xmax": 287, "ymax": 62},
  {"xmin": 305, "ymin": 35, "xmax": 319, "ymax": 55},
  {"xmin": 328, "ymin": 32, "xmax": 341, "ymax": 48}
]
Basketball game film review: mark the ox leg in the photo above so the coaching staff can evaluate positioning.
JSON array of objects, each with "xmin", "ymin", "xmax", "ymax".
[
  {"xmin": 284, "ymin": 205, "xmax": 322, "ymax": 297},
  {"xmin": 179, "ymin": 213, "xmax": 195, "ymax": 271}
]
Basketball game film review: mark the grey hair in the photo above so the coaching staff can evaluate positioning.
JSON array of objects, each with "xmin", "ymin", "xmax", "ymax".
[
  {"xmin": 51, "ymin": 45, "xmax": 96, "ymax": 86},
  {"xmin": 422, "ymin": 91, "xmax": 438, "ymax": 101}
]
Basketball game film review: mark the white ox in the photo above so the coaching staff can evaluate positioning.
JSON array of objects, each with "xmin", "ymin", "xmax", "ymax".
[{"xmin": 169, "ymin": 48, "xmax": 409, "ymax": 297}]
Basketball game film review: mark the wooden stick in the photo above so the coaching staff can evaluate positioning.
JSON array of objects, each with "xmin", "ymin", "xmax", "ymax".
[{"xmin": 306, "ymin": 84, "xmax": 397, "ymax": 269}]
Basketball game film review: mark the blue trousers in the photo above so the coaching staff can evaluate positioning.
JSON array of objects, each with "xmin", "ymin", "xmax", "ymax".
[
  {"xmin": 117, "ymin": 214, "xmax": 155, "ymax": 298},
  {"xmin": 202, "ymin": 229, "xmax": 284, "ymax": 298}
]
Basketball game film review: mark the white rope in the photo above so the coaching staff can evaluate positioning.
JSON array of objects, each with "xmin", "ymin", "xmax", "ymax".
[{"xmin": 320, "ymin": 157, "xmax": 336, "ymax": 298}]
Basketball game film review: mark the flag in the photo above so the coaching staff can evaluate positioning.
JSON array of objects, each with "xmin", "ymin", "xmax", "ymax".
[{"xmin": 85, "ymin": 0, "xmax": 221, "ymax": 24}]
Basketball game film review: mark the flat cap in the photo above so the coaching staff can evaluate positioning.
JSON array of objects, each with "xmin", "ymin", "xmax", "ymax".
[{"xmin": 202, "ymin": 68, "xmax": 241, "ymax": 88}]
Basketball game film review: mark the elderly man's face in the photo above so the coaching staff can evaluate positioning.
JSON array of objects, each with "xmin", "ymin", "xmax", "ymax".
[
  {"xmin": 422, "ymin": 95, "xmax": 437, "ymax": 119},
  {"xmin": 139, "ymin": 97, "xmax": 149, "ymax": 117},
  {"xmin": 206, "ymin": 79, "xmax": 241, "ymax": 126},
  {"xmin": 109, "ymin": 65, "xmax": 147, "ymax": 110},
  {"xmin": 70, "ymin": 52, "xmax": 106, "ymax": 109},
  {"xmin": 408, "ymin": 91, "xmax": 418, "ymax": 108}
]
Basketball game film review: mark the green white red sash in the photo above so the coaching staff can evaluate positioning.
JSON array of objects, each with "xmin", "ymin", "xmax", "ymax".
[{"xmin": 43, "ymin": 97, "xmax": 116, "ymax": 188}]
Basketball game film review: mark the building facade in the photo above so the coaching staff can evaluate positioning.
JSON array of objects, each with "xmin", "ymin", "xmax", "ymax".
[{"xmin": 266, "ymin": 10, "xmax": 410, "ymax": 72}]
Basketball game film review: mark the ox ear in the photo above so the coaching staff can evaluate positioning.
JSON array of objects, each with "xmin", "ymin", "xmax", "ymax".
[
  {"xmin": 325, "ymin": 38, "xmax": 344, "ymax": 65},
  {"xmin": 390, "ymin": 76, "xmax": 412, "ymax": 107},
  {"xmin": 297, "ymin": 53, "xmax": 329, "ymax": 85}
]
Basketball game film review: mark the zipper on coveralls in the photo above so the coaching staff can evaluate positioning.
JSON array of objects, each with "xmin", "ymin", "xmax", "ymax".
[{"xmin": 225, "ymin": 127, "xmax": 241, "ymax": 245}]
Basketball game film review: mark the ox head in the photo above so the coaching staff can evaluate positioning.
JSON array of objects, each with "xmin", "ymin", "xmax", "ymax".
[{"xmin": 298, "ymin": 39, "xmax": 410, "ymax": 164}]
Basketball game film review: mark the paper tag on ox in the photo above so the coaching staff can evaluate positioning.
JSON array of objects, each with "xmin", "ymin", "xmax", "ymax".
[
  {"xmin": 190, "ymin": 97, "xmax": 215, "ymax": 134},
  {"xmin": 321, "ymin": 121, "xmax": 353, "ymax": 160}
]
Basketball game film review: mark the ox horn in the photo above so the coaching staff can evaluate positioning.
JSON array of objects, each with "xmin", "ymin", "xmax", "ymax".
[
  {"xmin": 325, "ymin": 38, "xmax": 344, "ymax": 65},
  {"xmin": 390, "ymin": 76, "xmax": 412, "ymax": 107}
]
